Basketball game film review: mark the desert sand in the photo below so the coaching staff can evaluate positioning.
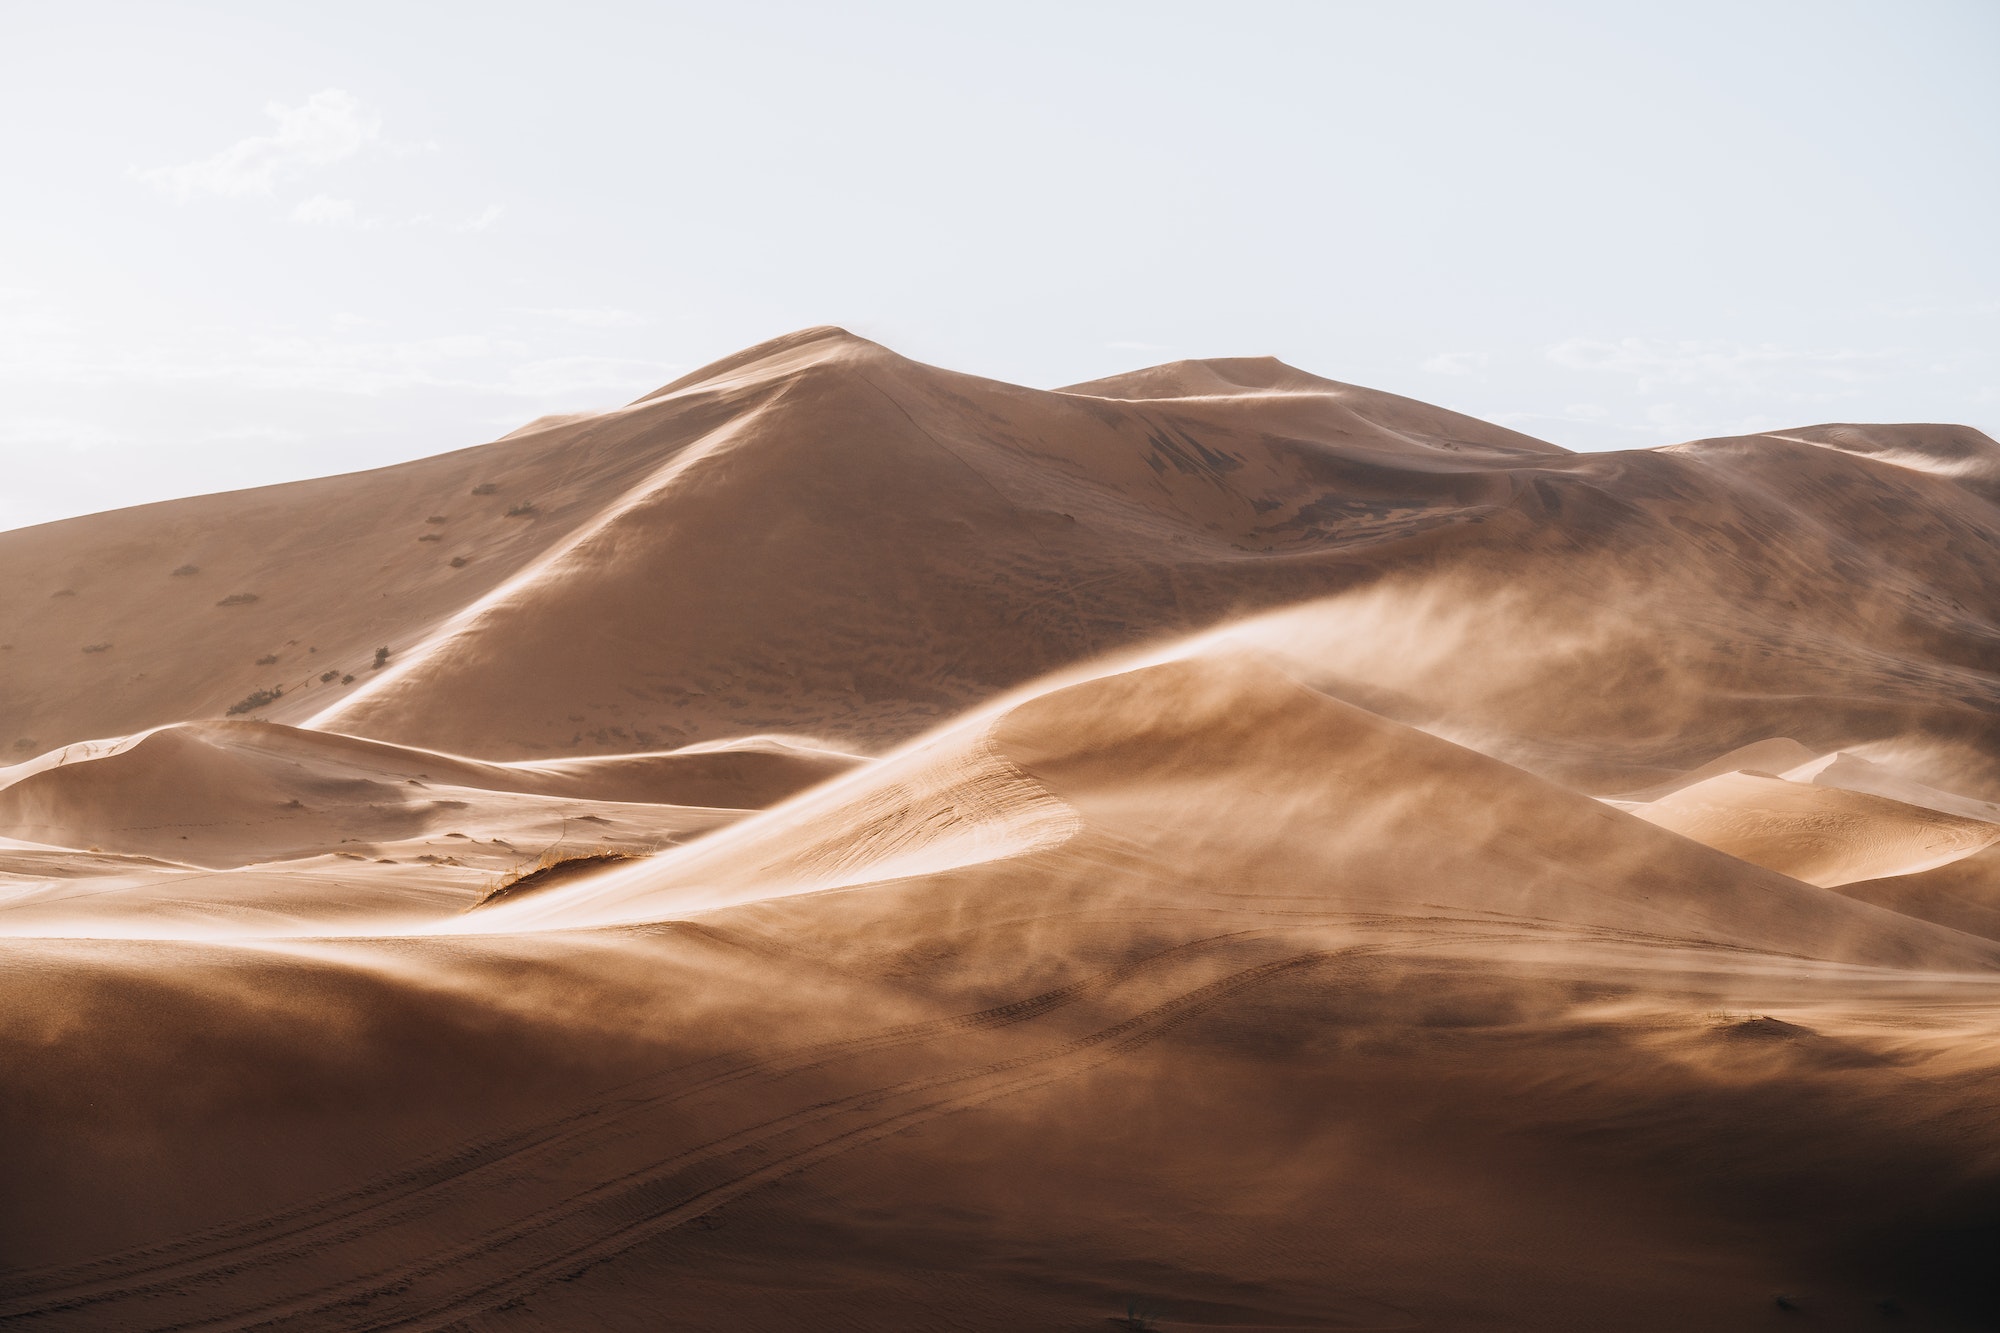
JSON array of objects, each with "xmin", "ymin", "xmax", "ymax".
[{"xmin": 3, "ymin": 328, "xmax": 1999, "ymax": 1330}]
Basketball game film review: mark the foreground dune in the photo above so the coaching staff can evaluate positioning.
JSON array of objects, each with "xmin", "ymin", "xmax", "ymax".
[{"xmin": 3, "ymin": 331, "xmax": 1999, "ymax": 1330}]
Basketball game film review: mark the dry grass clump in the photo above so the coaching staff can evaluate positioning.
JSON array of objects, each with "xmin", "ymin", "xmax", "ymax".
[
  {"xmin": 474, "ymin": 848, "xmax": 636, "ymax": 909},
  {"xmin": 216, "ymin": 593, "xmax": 259, "ymax": 607}
]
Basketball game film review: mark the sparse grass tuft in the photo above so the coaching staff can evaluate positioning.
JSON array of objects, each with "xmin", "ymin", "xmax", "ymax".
[
  {"xmin": 470, "ymin": 482, "xmax": 498, "ymax": 495},
  {"xmin": 216, "ymin": 593, "xmax": 259, "ymax": 607},
  {"xmin": 256, "ymin": 654, "xmax": 279, "ymax": 665},
  {"xmin": 227, "ymin": 686, "xmax": 283, "ymax": 715},
  {"xmin": 80, "ymin": 643, "xmax": 111, "ymax": 654},
  {"xmin": 449, "ymin": 555, "xmax": 470, "ymax": 568},
  {"xmin": 171, "ymin": 564, "xmax": 199, "ymax": 576},
  {"xmin": 425, "ymin": 515, "xmax": 448, "ymax": 524},
  {"xmin": 417, "ymin": 533, "xmax": 442, "ymax": 542},
  {"xmin": 504, "ymin": 502, "xmax": 537, "ymax": 517},
  {"xmin": 474, "ymin": 849, "xmax": 637, "ymax": 909}
]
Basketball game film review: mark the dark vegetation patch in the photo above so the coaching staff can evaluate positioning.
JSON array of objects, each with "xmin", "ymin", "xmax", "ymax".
[
  {"xmin": 470, "ymin": 482, "xmax": 498, "ymax": 495},
  {"xmin": 226, "ymin": 686, "xmax": 283, "ymax": 715}
]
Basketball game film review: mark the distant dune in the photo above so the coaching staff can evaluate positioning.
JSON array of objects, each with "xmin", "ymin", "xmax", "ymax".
[{"xmin": 3, "ymin": 330, "xmax": 1998, "ymax": 1330}]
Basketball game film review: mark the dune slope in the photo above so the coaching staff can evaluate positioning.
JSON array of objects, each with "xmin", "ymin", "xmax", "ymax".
[{"xmin": 3, "ymin": 328, "xmax": 1993, "ymax": 793}]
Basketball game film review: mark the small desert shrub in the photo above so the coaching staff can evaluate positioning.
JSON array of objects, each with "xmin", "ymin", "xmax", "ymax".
[
  {"xmin": 373, "ymin": 646, "xmax": 391, "ymax": 669},
  {"xmin": 80, "ymin": 643, "xmax": 111, "ymax": 653},
  {"xmin": 256, "ymin": 654, "xmax": 279, "ymax": 665},
  {"xmin": 504, "ymin": 502, "xmax": 537, "ymax": 517},
  {"xmin": 470, "ymin": 482, "xmax": 498, "ymax": 495},
  {"xmin": 50, "ymin": 589, "xmax": 75, "ymax": 598},
  {"xmin": 417, "ymin": 533, "xmax": 442, "ymax": 542},
  {"xmin": 216, "ymin": 593, "xmax": 259, "ymax": 607},
  {"xmin": 449, "ymin": 555, "xmax": 470, "ymax": 568},
  {"xmin": 227, "ymin": 686, "xmax": 283, "ymax": 715},
  {"xmin": 171, "ymin": 564, "xmax": 199, "ymax": 576},
  {"xmin": 476, "ymin": 849, "xmax": 636, "ymax": 909},
  {"xmin": 425, "ymin": 515, "xmax": 448, "ymax": 524},
  {"xmin": 320, "ymin": 670, "xmax": 339, "ymax": 683},
  {"xmin": 340, "ymin": 673, "xmax": 355, "ymax": 684}
]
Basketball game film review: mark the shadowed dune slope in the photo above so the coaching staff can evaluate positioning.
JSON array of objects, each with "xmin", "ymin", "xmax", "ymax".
[
  {"xmin": 2, "ymin": 328, "xmax": 1994, "ymax": 789},
  {"xmin": 1841, "ymin": 842, "xmax": 2000, "ymax": 942}
]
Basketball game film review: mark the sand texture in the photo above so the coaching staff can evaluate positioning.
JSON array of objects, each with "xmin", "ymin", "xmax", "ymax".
[{"xmin": 3, "ymin": 329, "xmax": 2000, "ymax": 1330}]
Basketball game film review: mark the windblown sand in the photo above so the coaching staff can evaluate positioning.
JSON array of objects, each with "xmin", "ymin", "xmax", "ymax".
[{"xmin": 3, "ymin": 328, "xmax": 1999, "ymax": 1330}]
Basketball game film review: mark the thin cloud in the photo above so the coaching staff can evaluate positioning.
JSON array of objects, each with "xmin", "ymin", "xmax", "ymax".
[
  {"xmin": 1546, "ymin": 338, "xmax": 1910, "ymax": 394},
  {"xmin": 137, "ymin": 90, "xmax": 382, "ymax": 200},
  {"xmin": 1422, "ymin": 351, "xmax": 1488, "ymax": 376},
  {"xmin": 291, "ymin": 194, "xmax": 365, "ymax": 228},
  {"xmin": 521, "ymin": 308, "xmax": 653, "ymax": 329}
]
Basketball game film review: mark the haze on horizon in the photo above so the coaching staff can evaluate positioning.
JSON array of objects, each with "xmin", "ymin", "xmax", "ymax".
[{"xmin": 1, "ymin": 0, "xmax": 1995, "ymax": 532}]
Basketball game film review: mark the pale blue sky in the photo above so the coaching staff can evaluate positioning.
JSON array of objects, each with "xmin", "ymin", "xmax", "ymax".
[{"xmin": 3, "ymin": 0, "xmax": 1994, "ymax": 530}]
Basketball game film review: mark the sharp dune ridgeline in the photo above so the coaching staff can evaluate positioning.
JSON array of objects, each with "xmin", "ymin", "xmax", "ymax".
[{"xmin": 3, "ymin": 327, "xmax": 2000, "ymax": 1330}]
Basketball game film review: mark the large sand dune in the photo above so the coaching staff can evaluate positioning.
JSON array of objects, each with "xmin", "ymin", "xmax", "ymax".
[{"xmin": 3, "ymin": 330, "xmax": 1999, "ymax": 1330}]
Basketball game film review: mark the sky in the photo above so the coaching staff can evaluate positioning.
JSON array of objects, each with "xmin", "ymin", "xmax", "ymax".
[{"xmin": 2, "ymin": 0, "xmax": 1995, "ymax": 531}]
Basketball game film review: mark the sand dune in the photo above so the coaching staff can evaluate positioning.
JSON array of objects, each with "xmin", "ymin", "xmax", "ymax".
[
  {"xmin": 4, "ymin": 327, "xmax": 1996, "ymax": 794},
  {"xmin": 1629, "ymin": 768, "xmax": 2000, "ymax": 887},
  {"xmin": 1843, "ymin": 842, "xmax": 2000, "ymax": 941},
  {"xmin": 4, "ymin": 330, "xmax": 2000, "ymax": 1330}
]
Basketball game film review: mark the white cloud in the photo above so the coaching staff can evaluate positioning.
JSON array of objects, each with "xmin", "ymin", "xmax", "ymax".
[
  {"xmin": 138, "ymin": 90, "xmax": 382, "ymax": 200},
  {"xmin": 0, "ymin": 315, "xmax": 678, "ymax": 403},
  {"xmin": 291, "ymin": 194, "xmax": 363, "ymax": 227},
  {"xmin": 1422, "ymin": 351, "xmax": 1488, "ymax": 376},
  {"xmin": 458, "ymin": 205, "xmax": 504, "ymax": 233},
  {"xmin": 522, "ymin": 307, "xmax": 653, "ymax": 328},
  {"xmin": 1546, "ymin": 338, "xmax": 1909, "ymax": 394}
]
